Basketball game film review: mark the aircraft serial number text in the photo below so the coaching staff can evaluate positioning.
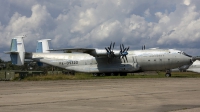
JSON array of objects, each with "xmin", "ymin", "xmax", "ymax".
[{"xmin": 59, "ymin": 61, "xmax": 78, "ymax": 65}]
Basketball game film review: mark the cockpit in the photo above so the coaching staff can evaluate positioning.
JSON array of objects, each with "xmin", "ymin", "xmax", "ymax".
[
  {"xmin": 178, "ymin": 51, "xmax": 192, "ymax": 57},
  {"xmin": 169, "ymin": 49, "xmax": 192, "ymax": 57}
]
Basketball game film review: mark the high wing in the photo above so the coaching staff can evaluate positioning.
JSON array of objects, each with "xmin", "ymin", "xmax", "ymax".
[
  {"xmin": 49, "ymin": 48, "xmax": 108, "ymax": 57},
  {"xmin": 49, "ymin": 43, "xmax": 130, "ymax": 62},
  {"xmin": 44, "ymin": 40, "xmax": 129, "ymax": 62},
  {"xmin": 49, "ymin": 48, "xmax": 127, "ymax": 58},
  {"xmin": 49, "ymin": 48, "xmax": 95, "ymax": 53}
]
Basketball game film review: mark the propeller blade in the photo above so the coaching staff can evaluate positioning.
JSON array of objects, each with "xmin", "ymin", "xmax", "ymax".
[
  {"xmin": 122, "ymin": 44, "xmax": 124, "ymax": 50},
  {"xmin": 110, "ymin": 42, "xmax": 112, "ymax": 50},
  {"xmin": 105, "ymin": 47, "xmax": 109, "ymax": 52},
  {"xmin": 112, "ymin": 42, "xmax": 115, "ymax": 51},
  {"xmin": 126, "ymin": 47, "xmax": 129, "ymax": 51},
  {"xmin": 123, "ymin": 48, "xmax": 127, "ymax": 52},
  {"xmin": 108, "ymin": 46, "xmax": 111, "ymax": 51},
  {"xmin": 120, "ymin": 44, "xmax": 122, "ymax": 52},
  {"xmin": 123, "ymin": 57, "xmax": 125, "ymax": 63},
  {"xmin": 125, "ymin": 56, "xmax": 128, "ymax": 62}
]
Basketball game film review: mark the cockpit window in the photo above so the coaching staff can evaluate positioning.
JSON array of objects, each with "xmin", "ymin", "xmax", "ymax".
[{"xmin": 182, "ymin": 52, "xmax": 192, "ymax": 57}]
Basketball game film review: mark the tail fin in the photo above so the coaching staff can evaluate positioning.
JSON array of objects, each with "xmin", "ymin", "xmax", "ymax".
[
  {"xmin": 36, "ymin": 39, "xmax": 51, "ymax": 53},
  {"xmin": 36, "ymin": 39, "xmax": 51, "ymax": 66},
  {"xmin": 5, "ymin": 36, "xmax": 25, "ymax": 65}
]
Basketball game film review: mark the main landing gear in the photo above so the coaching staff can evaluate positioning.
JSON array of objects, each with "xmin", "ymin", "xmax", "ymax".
[
  {"xmin": 92, "ymin": 72, "xmax": 127, "ymax": 76},
  {"xmin": 165, "ymin": 70, "xmax": 171, "ymax": 77}
]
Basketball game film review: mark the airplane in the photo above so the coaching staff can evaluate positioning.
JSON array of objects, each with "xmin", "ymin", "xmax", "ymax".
[
  {"xmin": 186, "ymin": 60, "xmax": 200, "ymax": 73},
  {"xmin": 172, "ymin": 60, "xmax": 200, "ymax": 73},
  {"xmin": 4, "ymin": 36, "xmax": 200, "ymax": 77}
]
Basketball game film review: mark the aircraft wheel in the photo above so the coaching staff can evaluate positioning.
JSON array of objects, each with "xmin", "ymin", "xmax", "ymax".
[
  {"xmin": 165, "ymin": 73, "xmax": 171, "ymax": 77},
  {"xmin": 93, "ymin": 73, "xmax": 99, "ymax": 77},
  {"xmin": 110, "ymin": 73, "xmax": 115, "ymax": 76},
  {"xmin": 101, "ymin": 73, "xmax": 106, "ymax": 76}
]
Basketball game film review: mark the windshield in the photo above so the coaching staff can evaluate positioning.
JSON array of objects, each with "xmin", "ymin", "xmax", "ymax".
[{"xmin": 182, "ymin": 52, "xmax": 192, "ymax": 57}]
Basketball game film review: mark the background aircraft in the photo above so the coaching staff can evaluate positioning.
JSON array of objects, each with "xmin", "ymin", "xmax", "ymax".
[
  {"xmin": 172, "ymin": 60, "xmax": 200, "ymax": 73},
  {"xmin": 5, "ymin": 36, "xmax": 199, "ymax": 77},
  {"xmin": 186, "ymin": 60, "xmax": 200, "ymax": 73}
]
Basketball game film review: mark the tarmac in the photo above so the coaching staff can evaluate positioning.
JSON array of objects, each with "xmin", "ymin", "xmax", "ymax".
[{"xmin": 0, "ymin": 78, "xmax": 200, "ymax": 112}]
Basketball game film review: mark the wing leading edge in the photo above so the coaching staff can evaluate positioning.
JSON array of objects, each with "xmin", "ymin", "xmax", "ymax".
[{"xmin": 49, "ymin": 48, "xmax": 110, "ymax": 57}]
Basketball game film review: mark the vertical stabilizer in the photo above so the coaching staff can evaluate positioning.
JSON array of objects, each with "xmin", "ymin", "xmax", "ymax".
[
  {"xmin": 36, "ymin": 39, "xmax": 51, "ymax": 53},
  {"xmin": 36, "ymin": 39, "xmax": 51, "ymax": 66},
  {"xmin": 7, "ymin": 36, "xmax": 25, "ymax": 65}
]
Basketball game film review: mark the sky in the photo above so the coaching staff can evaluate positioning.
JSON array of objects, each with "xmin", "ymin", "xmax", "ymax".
[{"xmin": 1, "ymin": 0, "xmax": 200, "ymax": 61}]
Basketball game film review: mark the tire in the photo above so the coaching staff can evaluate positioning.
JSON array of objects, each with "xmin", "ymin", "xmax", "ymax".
[
  {"xmin": 93, "ymin": 73, "xmax": 98, "ymax": 77},
  {"xmin": 110, "ymin": 73, "xmax": 115, "ymax": 76},
  {"xmin": 101, "ymin": 73, "xmax": 105, "ymax": 76},
  {"xmin": 165, "ymin": 73, "xmax": 171, "ymax": 77}
]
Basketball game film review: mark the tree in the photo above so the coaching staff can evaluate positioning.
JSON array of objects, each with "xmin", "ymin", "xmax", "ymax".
[{"xmin": 0, "ymin": 58, "xmax": 4, "ymax": 63}]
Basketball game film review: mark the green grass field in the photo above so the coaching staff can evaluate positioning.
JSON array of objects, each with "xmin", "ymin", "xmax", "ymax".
[{"xmin": 15, "ymin": 71, "xmax": 200, "ymax": 81}]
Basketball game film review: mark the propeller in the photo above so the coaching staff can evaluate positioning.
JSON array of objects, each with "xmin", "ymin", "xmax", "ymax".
[
  {"xmin": 120, "ymin": 44, "xmax": 129, "ymax": 63},
  {"xmin": 105, "ymin": 42, "xmax": 115, "ymax": 59}
]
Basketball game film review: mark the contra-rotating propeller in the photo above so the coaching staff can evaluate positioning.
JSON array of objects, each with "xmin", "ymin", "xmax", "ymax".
[
  {"xmin": 105, "ymin": 42, "xmax": 115, "ymax": 59},
  {"xmin": 120, "ymin": 44, "xmax": 129, "ymax": 63}
]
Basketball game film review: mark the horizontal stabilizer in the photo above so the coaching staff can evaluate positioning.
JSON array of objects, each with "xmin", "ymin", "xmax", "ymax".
[{"xmin": 4, "ymin": 51, "xmax": 19, "ymax": 54}]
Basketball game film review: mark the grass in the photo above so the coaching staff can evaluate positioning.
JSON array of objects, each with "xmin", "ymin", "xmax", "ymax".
[{"xmin": 13, "ymin": 71, "xmax": 200, "ymax": 81}]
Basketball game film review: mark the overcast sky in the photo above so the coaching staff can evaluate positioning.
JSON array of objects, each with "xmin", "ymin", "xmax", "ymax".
[{"xmin": 1, "ymin": 0, "xmax": 200, "ymax": 61}]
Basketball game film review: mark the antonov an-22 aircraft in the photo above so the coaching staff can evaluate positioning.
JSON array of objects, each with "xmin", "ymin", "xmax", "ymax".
[{"xmin": 5, "ymin": 36, "xmax": 199, "ymax": 77}]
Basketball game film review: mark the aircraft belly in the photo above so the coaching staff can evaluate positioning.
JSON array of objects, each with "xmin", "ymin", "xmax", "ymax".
[{"xmin": 65, "ymin": 63, "xmax": 140, "ymax": 73}]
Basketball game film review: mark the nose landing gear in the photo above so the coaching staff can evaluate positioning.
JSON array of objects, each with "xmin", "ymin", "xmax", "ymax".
[{"xmin": 165, "ymin": 70, "xmax": 171, "ymax": 77}]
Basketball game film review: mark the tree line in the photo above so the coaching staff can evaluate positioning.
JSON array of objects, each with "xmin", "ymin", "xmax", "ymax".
[{"xmin": 0, "ymin": 58, "xmax": 63, "ymax": 72}]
